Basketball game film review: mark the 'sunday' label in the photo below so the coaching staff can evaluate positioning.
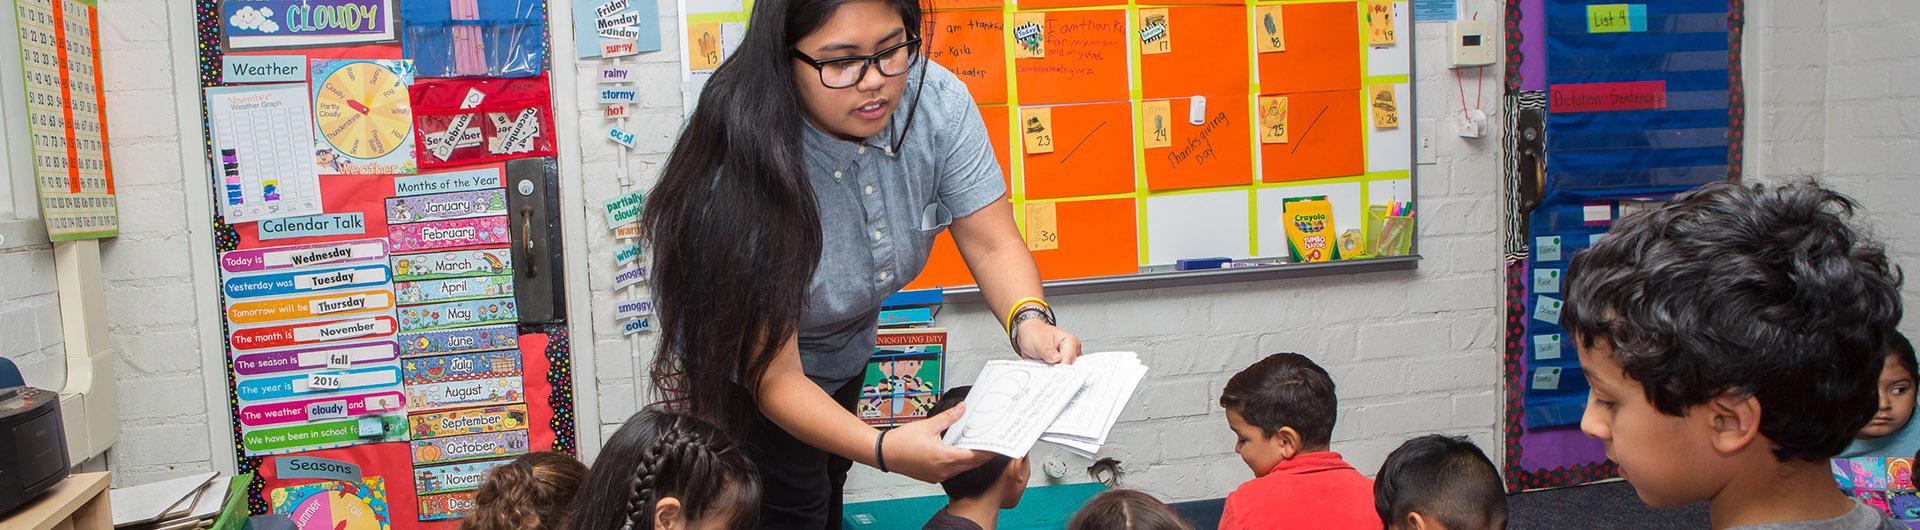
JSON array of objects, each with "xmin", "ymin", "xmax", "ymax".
[
  {"xmin": 223, "ymin": 264, "xmax": 390, "ymax": 299},
  {"xmin": 230, "ymin": 316, "xmax": 397, "ymax": 351},
  {"xmin": 391, "ymin": 248, "xmax": 512, "ymax": 281},
  {"xmin": 233, "ymin": 341, "xmax": 399, "ymax": 376},
  {"xmin": 222, "ymin": 239, "xmax": 388, "ymax": 274},
  {"xmin": 399, "ymin": 324, "xmax": 519, "ymax": 358}
]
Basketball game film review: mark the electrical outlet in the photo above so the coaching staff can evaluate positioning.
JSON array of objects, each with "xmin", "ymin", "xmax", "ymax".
[{"xmin": 1418, "ymin": 119, "xmax": 1438, "ymax": 164}]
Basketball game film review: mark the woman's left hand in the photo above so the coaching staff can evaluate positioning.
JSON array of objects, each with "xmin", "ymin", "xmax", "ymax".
[{"xmin": 1015, "ymin": 320, "xmax": 1081, "ymax": 364}]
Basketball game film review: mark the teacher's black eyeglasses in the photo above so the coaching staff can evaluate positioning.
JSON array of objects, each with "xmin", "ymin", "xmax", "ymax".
[{"xmin": 791, "ymin": 37, "xmax": 922, "ymax": 89}]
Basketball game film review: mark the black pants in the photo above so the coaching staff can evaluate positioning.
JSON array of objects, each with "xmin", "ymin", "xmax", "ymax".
[{"xmin": 744, "ymin": 379, "xmax": 863, "ymax": 530}]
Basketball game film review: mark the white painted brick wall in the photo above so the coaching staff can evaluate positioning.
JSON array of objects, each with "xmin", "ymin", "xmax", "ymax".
[
  {"xmin": 0, "ymin": 244, "xmax": 67, "ymax": 390},
  {"xmin": 1749, "ymin": 0, "xmax": 1920, "ymax": 341}
]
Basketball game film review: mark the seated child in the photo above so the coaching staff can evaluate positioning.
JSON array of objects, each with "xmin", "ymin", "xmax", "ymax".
[
  {"xmin": 462, "ymin": 452, "xmax": 587, "ymax": 530},
  {"xmin": 569, "ymin": 408, "xmax": 762, "ymax": 530},
  {"xmin": 1067, "ymin": 489, "xmax": 1195, "ymax": 530},
  {"xmin": 1217, "ymin": 352, "xmax": 1382, "ymax": 530},
  {"xmin": 1563, "ymin": 182, "xmax": 1905, "ymax": 529},
  {"xmin": 924, "ymin": 386, "xmax": 1031, "ymax": 530},
  {"xmin": 1841, "ymin": 332, "xmax": 1920, "ymax": 458},
  {"xmin": 1373, "ymin": 435, "xmax": 1508, "ymax": 530}
]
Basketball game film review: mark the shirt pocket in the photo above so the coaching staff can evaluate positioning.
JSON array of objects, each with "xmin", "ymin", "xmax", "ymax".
[{"xmin": 917, "ymin": 202, "xmax": 953, "ymax": 233}]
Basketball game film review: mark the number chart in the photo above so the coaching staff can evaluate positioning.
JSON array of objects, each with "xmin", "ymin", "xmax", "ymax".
[{"xmin": 13, "ymin": 0, "xmax": 117, "ymax": 240}]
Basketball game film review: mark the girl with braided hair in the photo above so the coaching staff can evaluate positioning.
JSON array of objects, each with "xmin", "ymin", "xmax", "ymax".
[
  {"xmin": 570, "ymin": 409, "xmax": 762, "ymax": 530},
  {"xmin": 461, "ymin": 452, "xmax": 586, "ymax": 530}
]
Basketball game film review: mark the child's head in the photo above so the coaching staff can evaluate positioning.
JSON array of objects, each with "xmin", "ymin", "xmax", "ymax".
[
  {"xmin": 930, "ymin": 386, "xmax": 1030, "ymax": 507},
  {"xmin": 1861, "ymin": 332, "xmax": 1918, "ymax": 439},
  {"xmin": 1219, "ymin": 352, "xmax": 1337, "ymax": 476},
  {"xmin": 1374, "ymin": 435, "xmax": 1507, "ymax": 530},
  {"xmin": 462, "ymin": 452, "xmax": 587, "ymax": 530},
  {"xmin": 1066, "ymin": 489, "xmax": 1195, "ymax": 530},
  {"xmin": 1563, "ymin": 182, "xmax": 1904, "ymax": 508},
  {"xmin": 571, "ymin": 409, "xmax": 761, "ymax": 530}
]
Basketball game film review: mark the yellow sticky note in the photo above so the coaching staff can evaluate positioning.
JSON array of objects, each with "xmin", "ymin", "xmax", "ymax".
[
  {"xmin": 1142, "ymin": 100, "xmax": 1172, "ymax": 149},
  {"xmin": 1139, "ymin": 8, "xmax": 1171, "ymax": 55},
  {"xmin": 1370, "ymin": 85, "xmax": 1400, "ymax": 129},
  {"xmin": 1020, "ymin": 107, "xmax": 1055, "ymax": 154},
  {"xmin": 688, "ymin": 22, "xmax": 723, "ymax": 70},
  {"xmin": 1259, "ymin": 95, "xmax": 1289, "ymax": 144},
  {"xmin": 1013, "ymin": 13, "xmax": 1047, "ymax": 59},
  {"xmin": 1255, "ymin": 5, "xmax": 1286, "ymax": 53},
  {"xmin": 1024, "ymin": 202, "xmax": 1059, "ymax": 251},
  {"xmin": 1366, "ymin": 1, "xmax": 1396, "ymax": 47}
]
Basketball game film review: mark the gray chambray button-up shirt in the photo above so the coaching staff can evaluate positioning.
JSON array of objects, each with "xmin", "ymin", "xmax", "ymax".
[{"xmin": 797, "ymin": 62, "xmax": 1006, "ymax": 389}]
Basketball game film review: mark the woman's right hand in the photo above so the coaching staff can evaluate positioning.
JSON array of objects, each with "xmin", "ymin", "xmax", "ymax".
[{"xmin": 883, "ymin": 403, "xmax": 997, "ymax": 483}]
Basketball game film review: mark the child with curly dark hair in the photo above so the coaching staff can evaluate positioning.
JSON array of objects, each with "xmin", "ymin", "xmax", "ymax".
[
  {"xmin": 461, "ymin": 452, "xmax": 586, "ymax": 530},
  {"xmin": 1842, "ymin": 332, "xmax": 1920, "ymax": 459},
  {"xmin": 1564, "ymin": 181, "xmax": 1905, "ymax": 530},
  {"xmin": 569, "ymin": 409, "xmax": 762, "ymax": 530}
]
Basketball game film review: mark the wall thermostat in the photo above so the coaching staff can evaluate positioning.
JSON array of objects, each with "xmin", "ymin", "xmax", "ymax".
[{"xmin": 1449, "ymin": 20, "xmax": 1497, "ymax": 68}]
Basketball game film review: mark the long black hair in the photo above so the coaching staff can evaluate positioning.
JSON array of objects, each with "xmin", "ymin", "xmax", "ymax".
[
  {"xmin": 568, "ymin": 409, "xmax": 761, "ymax": 530},
  {"xmin": 642, "ymin": 0, "xmax": 923, "ymax": 428}
]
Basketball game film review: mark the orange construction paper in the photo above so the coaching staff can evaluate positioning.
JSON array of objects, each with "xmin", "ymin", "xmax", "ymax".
[
  {"xmin": 1260, "ymin": 89, "xmax": 1365, "ymax": 183},
  {"xmin": 1029, "ymin": 198, "xmax": 1140, "ymax": 281},
  {"xmin": 1021, "ymin": 102, "xmax": 1136, "ymax": 200},
  {"xmin": 903, "ymin": 197, "xmax": 1140, "ymax": 289},
  {"xmin": 978, "ymin": 105, "xmax": 1012, "ymax": 191},
  {"xmin": 1014, "ymin": 10, "xmax": 1131, "ymax": 105},
  {"xmin": 1140, "ymin": 5, "xmax": 1250, "ymax": 99},
  {"xmin": 1021, "ymin": 0, "xmax": 1120, "ymax": 10},
  {"xmin": 1256, "ymin": 2, "xmax": 1362, "ymax": 94},
  {"xmin": 921, "ymin": 0, "xmax": 1001, "ymax": 10},
  {"xmin": 926, "ymin": 10, "xmax": 1008, "ymax": 104},
  {"xmin": 1143, "ymin": 95, "xmax": 1253, "ymax": 191}
]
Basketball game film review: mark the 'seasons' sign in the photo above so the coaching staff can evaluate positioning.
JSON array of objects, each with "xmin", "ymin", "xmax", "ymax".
[{"xmin": 221, "ymin": 0, "xmax": 397, "ymax": 50}]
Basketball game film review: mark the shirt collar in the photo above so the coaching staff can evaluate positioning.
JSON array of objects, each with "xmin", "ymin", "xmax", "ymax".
[
  {"xmin": 1266, "ymin": 451, "xmax": 1354, "ymax": 476},
  {"xmin": 801, "ymin": 114, "xmax": 896, "ymax": 162}
]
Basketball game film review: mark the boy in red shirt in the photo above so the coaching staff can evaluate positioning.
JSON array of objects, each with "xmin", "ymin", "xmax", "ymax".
[{"xmin": 1217, "ymin": 352, "xmax": 1382, "ymax": 530}]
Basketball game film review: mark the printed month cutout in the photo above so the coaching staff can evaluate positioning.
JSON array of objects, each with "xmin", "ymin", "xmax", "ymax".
[
  {"xmin": 1014, "ymin": 10, "xmax": 1129, "ymax": 105},
  {"xmin": 926, "ymin": 10, "xmax": 1007, "ymax": 104},
  {"xmin": 1143, "ymin": 95, "xmax": 1252, "ymax": 192},
  {"xmin": 1260, "ymin": 89, "xmax": 1364, "ymax": 183},
  {"xmin": 1140, "ymin": 6, "xmax": 1247, "ymax": 99},
  {"xmin": 398, "ymin": 324, "xmax": 520, "ymax": 358},
  {"xmin": 1021, "ymin": 102, "xmax": 1136, "ymax": 200},
  {"xmin": 1257, "ymin": 2, "xmax": 1362, "ymax": 94}
]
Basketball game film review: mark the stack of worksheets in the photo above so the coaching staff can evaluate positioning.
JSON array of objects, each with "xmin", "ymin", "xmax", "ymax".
[{"xmin": 943, "ymin": 352, "xmax": 1148, "ymax": 458}]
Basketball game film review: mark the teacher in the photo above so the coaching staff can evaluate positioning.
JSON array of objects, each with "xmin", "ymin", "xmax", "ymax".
[{"xmin": 638, "ymin": 0, "xmax": 1081, "ymax": 526}]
